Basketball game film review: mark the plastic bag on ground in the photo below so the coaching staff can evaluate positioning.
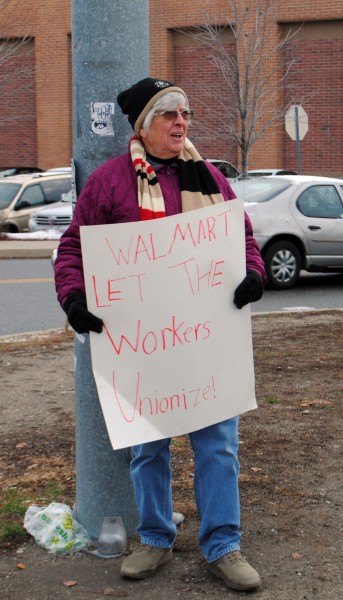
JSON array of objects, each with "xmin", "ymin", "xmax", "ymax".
[{"xmin": 24, "ymin": 502, "xmax": 92, "ymax": 554}]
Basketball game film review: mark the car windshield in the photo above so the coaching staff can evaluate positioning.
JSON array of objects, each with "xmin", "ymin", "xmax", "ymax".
[
  {"xmin": 0, "ymin": 183, "xmax": 21, "ymax": 208},
  {"xmin": 60, "ymin": 190, "xmax": 73, "ymax": 202},
  {"xmin": 0, "ymin": 169, "xmax": 17, "ymax": 177},
  {"xmin": 231, "ymin": 178, "xmax": 293, "ymax": 203}
]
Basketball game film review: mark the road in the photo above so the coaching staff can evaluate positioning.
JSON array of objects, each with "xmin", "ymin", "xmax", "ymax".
[
  {"xmin": 0, "ymin": 259, "xmax": 342, "ymax": 336},
  {"xmin": 253, "ymin": 271, "xmax": 343, "ymax": 313},
  {"xmin": 0, "ymin": 259, "xmax": 65, "ymax": 336}
]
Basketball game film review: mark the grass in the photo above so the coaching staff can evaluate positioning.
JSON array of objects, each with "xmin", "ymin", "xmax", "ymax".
[
  {"xmin": 265, "ymin": 395, "xmax": 280, "ymax": 405},
  {"xmin": 2, "ymin": 488, "xmax": 28, "ymax": 516},
  {"xmin": 0, "ymin": 481, "xmax": 68, "ymax": 545},
  {"xmin": 0, "ymin": 488, "xmax": 29, "ymax": 544}
]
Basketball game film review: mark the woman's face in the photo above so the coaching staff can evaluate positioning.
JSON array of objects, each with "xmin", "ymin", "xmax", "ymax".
[{"xmin": 139, "ymin": 104, "xmax": 189, "ymax": 159}]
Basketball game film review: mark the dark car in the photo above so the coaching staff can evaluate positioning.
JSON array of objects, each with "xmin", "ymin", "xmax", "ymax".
[{"xmin": 206, "ymin": 159, "xmax": 240, "ymax": 181}]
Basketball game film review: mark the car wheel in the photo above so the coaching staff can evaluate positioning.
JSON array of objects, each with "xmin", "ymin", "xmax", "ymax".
[
  {"xmin": 2, "ymin": 223, "xmax": 18, "ymax": 233},
  {"xmin": 264, "ymin": 241, "xmax": 301, "ymax": 290}
]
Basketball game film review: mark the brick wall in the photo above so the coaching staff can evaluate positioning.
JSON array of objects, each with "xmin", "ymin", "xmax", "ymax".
[
  {"xmin": 0, "ymin": 0, "xmax": 71, "ymax": 170},
  {"xmin": 150, "ymin": 1, "xmax": 343, "ymax": 174},
  {"xmin": 173, "ymin": 37, "xmax": 238, "ymax": 166},
  {"xmin": 0, "ymin": 1, "xmax": 342, "ymax": 174},
  {"xmin": 283, "ymin": 24, "xmax": 343, "ymax": 176},
  {"xmin": 0, "ymin": 41, "xmax": 37, "ymax": 167}
]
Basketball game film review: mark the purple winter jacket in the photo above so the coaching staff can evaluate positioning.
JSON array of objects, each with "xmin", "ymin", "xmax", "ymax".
[{"xmin": 54, "ymin": 152, "xmax": 266, "ymax": 308}]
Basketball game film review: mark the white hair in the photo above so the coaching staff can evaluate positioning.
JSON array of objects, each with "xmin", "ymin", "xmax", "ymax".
[{"xmin": 141, "ymin": 91, "xmax": 189, "ymax": 132}]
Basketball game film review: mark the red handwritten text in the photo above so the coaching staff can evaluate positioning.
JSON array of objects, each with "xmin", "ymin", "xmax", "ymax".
[
  {"xmin": 112, "ymin": 371, "xmax": 216, "ymax": 423},
  {"xmin": 103, "ymin": 315, "xmax": 211, "ymax": 355},
  {"xmin": 169, "ymin": 258, "xmax": 225, "ymax": 294},
  {"xmin": 92, "ymin": 272, "xmax": 147, "ymax": 306},
  {"xmin": 104, "ymin": 208, "xmax": 231, "ymax": 267}
]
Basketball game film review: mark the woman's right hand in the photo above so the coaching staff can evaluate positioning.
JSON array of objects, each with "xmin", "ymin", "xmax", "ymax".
[{"xmin": 64, "ymin": 293, "xmax": 103, "ymax": 334}]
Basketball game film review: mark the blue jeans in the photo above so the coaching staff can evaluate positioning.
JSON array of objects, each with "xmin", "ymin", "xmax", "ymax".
[{"xmin": 130, "ymin": 416, "xmax": 240, "ymax": 563}]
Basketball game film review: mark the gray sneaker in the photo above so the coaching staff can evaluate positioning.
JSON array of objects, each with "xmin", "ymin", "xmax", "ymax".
[
  {"xmin": 120, "ymin": 544, "xmax": 173, "ymax": 579},
  {"xmin": 208, "ymin": 551, "xmax": 261, "ymax": 591}
]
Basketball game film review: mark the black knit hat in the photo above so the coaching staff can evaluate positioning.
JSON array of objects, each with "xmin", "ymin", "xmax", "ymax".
[{"xmin": 117, "ymin": 77, "xmax": 187, "ymax": 135}]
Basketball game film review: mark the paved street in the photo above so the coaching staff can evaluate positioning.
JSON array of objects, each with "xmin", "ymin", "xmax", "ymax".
[{"xmin": 0, "ymin": 239, "xmax": 342, "ymax": 336}]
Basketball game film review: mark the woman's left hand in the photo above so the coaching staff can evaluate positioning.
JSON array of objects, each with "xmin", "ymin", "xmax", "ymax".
[{"xmin": 234, "ymin": 271, "xmax": 264, "ymax": 309}]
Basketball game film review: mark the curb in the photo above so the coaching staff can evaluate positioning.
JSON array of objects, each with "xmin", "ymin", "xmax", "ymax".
[
  {"xmin": 0, "ymin": 328, "xmax": 73, "ymax": 347},
  {"xmin": 0, "ymin": 240, "xmax": 59, "ymax": 259},
  {"xmin": 1, "ymin": 309, "xmax": 342, "ymax": 345}
]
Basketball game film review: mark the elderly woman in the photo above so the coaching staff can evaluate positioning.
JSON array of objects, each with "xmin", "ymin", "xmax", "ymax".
[{"xmin": 54, "ymin": 77, "xmax": 266, "ymax": 592}]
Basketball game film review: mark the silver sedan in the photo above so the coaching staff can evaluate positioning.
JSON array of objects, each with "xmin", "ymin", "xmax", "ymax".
[{"xmin": 231, "ymin": 175, "xmax": 343, "ymax": 289}]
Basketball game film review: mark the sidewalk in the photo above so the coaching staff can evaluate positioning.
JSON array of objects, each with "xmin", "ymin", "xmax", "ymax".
[{"xmin": 0, "ymin": 238, "xmax": 59, "ymax": 259}]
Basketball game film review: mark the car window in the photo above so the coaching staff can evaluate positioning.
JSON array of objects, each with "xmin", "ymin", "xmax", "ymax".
[
  {"xmin": 40, "ymin": 177, "xmax": 71, "ymax": 203},
  {"xmin": 17, "ymin": 184, "xmax": 45, "ymax": 208},
  {"xmin": 248, "ymin": 171, "xmax": 272, "ymax": 177},
  {"xmin": 216, "ymin": 162, "xmax": 239, "ymax": 179},
  {"xmin": 0, "ymin": 183, "xmax": 21, "ymax": 208},
  {"xmin": 231, "ymin": 178, "xmax": 293, "ymax": 202},
  {"xmin": 297, "ymin": 185, "xmax": 343, "ymax": 218},
  {"xmin": 61, "ymin": 189, "xmax": 73, "ymax": 202},
  {"xmin": 207, "ymin": 160, "xmax": 239, "ymax": 179},
  {"xmin": 0, "ymin": 169, "xmax": 17, "ymax": 177}
]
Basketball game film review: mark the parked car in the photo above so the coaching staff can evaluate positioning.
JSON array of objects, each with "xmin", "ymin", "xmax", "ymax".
[
  {"xmin": 29, "ymin": 189, "xmax": 73, "ymax": 233},
  {"xmin": 206, "ymin": 158, "xmax": 240, "ymax": 181},
  {"xmin": 231, "ymin": 175, "xmax": 343, "ymax": 289},
  {"xmin": 235, "ymin": 168, "xmax": 297, "ymax": 180},
  {"xmin": 0, "ymin": 173, "xmax": 72, "ymax": 233},
  {"xmin": 248, "ymin": 169, "xmax": 296, "ymax": 177},
  {"xmin": 0, "ymin": 167, "xmax": 44, "ymax": 177},
  {"xmin": 45, "ymin": 167, "xmax": 72, "ymax": 174},
  {"xmin": 29, "ymin": 160, "xmax": 241, "ymax": 232}
]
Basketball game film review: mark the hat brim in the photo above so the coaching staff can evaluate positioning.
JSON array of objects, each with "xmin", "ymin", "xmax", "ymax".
[{"xmin": 134, "ymin": 86, "xmax": 188, "ymax": 136}]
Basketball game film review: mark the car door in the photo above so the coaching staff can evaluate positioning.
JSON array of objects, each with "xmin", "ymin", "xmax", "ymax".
[
  {"xmin": 292, "ymin": 184, "xmax": 343, "ymax": 265},
  {"xmin": 12, "ymin": 184, "xmax": 46, "ymax": 231}
]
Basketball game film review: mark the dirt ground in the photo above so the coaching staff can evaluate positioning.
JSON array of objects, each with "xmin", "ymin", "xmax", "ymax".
[{"xmin": 0, "ymin": 311, "xmax": 342, "ymax": 600}]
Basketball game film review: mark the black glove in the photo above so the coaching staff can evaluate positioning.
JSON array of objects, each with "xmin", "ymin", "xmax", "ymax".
[
  {"xmin": 234, "ymin": 270, "xmax": 264, "ymax": 309},
  {"xmin": 64, "ymin": 293, "xmax": 103, "ymax": 334}
]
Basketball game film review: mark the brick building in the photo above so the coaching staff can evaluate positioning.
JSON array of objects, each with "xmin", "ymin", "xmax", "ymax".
[{"xmin": 1, "ymin": 1, "xmax": 342, "ymax": 176}]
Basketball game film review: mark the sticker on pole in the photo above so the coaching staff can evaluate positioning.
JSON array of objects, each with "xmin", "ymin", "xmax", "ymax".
[{"xmin": 91, "ymin": 102, "xmax": 115, "ymax": 136}]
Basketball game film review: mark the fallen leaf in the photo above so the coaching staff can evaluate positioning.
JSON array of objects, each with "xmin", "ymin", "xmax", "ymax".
[
  {"xmin": 15, "ymin": 563, "xmax": 27, "ymax": 570},
  {"xmin": 238, "ymin": 473, "xmax": 251, "ymax": 482},
  {"xmin": 104, "ymin": 589, "xmax": 128, "ymax": 597},
  {"xmin": 291, "ymin": 553, "xmax": 304, "ymax": 560},
  {"xmin": 63, "ymin": 580, "xmax": 78, "ymax": 587},
  {"xmin": 250, "ymin": 467, "xmax": 263, "ymax": 473},
  {"xmin": 15, "ymin": 443, "xmax": 28, "ymax": 449}
]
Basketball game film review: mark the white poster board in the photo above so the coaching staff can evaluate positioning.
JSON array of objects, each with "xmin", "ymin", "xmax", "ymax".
[{"xmin": 80, "ymin": 199, "xmax": 257, "ymax": 450}]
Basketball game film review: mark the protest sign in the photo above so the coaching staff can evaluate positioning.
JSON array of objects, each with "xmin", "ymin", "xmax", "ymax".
[{"xmin": 80, "ymin": 199, "xmax": 257, "ymax": 450}]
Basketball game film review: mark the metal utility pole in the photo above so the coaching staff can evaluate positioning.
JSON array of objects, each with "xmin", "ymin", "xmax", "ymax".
[{"xmin": 72, "ymin": 0, "xmax": 149, "ymax": 546}]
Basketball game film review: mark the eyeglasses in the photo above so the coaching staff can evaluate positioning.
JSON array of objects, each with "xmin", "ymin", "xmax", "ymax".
[{"xmin": 154, "ymin": 109, "xmax": 194, "ymax": 122}]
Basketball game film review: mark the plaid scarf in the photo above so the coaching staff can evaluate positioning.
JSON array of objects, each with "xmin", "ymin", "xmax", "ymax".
[{"xmin": 130, "ymin": 136, "xmax": 224, "ymax": 220}]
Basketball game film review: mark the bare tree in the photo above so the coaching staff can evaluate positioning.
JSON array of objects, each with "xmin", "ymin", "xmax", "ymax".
[
  {"xmin": 180, "ymin": 0, "xmax": 305, "ymax": 177},
  {"xmin": 0, "ymin": 0, "xmax": 36, "ymax": 122},
  {"xmin": 0, "ymin": 39, "xmax": 35, "ymax": 104}
]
